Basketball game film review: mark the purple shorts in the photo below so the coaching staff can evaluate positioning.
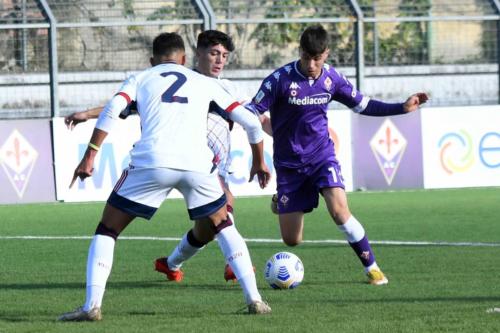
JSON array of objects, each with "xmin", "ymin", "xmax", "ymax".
[{"xmin": 275, "ymin": 157, "xmax": 345, "ymax": 214}]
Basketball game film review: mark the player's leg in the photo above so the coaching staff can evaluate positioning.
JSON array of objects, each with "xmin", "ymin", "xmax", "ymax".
[
  {"xmin": 274, "ymin": 165, "xmax": 317, "ymax": 246},
  {"xmin": 207, "ymin": 207, "xmax": 270, "ymax": 313},
  {"xmin": 59, "ymin": 167, "xmax": 164, "ymax": 321},
  {"xmin": 84, "ymin": 204, "xmax": 135, "ymax": 311},
  {"xmin": 161, "ymin": 175, "xmax": 234, "ymax": 281},
  {"xmin": 278, "ymin": 212, "xmax": 305, "ymax": 246},
  {"xmin": 321, "ymin": 186, "xmax": 388, "ymax": 285},
  {"xmin": 158, "ymin": 218, "xmax": 214, "ymax": 281},
  {"xmin": 179, "ymin": 169, "xmax": 270, "ymax": 314},
  {"xmin": 58, "ymin": 204, "xmax": 135, "ymax": 322}
]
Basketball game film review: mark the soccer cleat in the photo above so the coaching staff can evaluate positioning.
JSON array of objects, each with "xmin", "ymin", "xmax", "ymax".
[
  {"xmin": 270, "ymin": 194, "xmax": 279, "ymax": 215},
  {"xmin": 224, "ymin": 264, "xmax": 256, "ymax": 282},
  {"xmin": 155, "ymin": 257, "xmax": 184, "ymax": 282},
  {"xmin": 248, "ymin": 301, "xmax": 272, "ymax": 315},
  {"xmin": 57, "ymin": 306, "xmax": 102, "ymax": 322},
  {"xmin": 367, "ymin": 268, "xmax": 388, "ymax": 285},
  {"xmin": 224, "ymin": 264, "xmax": 237, "ymax": 282}
]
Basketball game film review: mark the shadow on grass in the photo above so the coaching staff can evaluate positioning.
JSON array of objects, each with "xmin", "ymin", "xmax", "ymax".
[
  {"xmin": 0, "ymin": 280, "xmax": 243, "ymax": 291},
  {"xmin": 320, "ymin": 295, "xmax": 500, "ymax": 304}
]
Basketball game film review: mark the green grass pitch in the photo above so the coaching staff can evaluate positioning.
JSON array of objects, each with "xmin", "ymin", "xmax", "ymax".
[{"xmin": 1, "ymin": 187, "xmax": 499, "ymax": 332}]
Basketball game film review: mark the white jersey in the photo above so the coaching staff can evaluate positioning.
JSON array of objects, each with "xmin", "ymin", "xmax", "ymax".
[
  {"xmin": 98, "ymin": 63, "xmax": 247, "ymax": 173},
  {"xmin": 207, "ymin": 79, "xmax": 250, "ymax": 182},
  {"xmin": 207, "ymin": 112, "xmax": 232, "ymax": 179}
]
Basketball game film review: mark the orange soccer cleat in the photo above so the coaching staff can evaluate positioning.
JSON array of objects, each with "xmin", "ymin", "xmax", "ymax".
[{"xmin": 155, "ymin": 257, "xmax": 184, "ymax": 282}]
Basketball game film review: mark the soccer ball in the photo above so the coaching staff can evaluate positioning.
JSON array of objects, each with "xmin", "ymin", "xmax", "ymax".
[{"xmin": 264, "ymin": 252, "xmax": 304, "ymax": 289}]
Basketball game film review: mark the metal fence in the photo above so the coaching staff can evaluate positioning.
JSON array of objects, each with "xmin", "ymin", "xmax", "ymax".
[{"xmin": 1, "ymin": 0, "xmax": 499, "ymax": 118}]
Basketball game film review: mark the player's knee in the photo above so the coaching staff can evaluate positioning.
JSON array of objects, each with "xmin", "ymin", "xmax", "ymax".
[
  {"xmin": 330, "ymin": 206, "xmax": 351, "ymax": 225},
  {"xmin": 95, "ymin": 222, "xmax": 120, "ymax": 240},
  {"xmin": 187, "ymin": 229, "xmax": 209, "ymax": 248},
  {"xmin": 210, "ymin": 215, "xmax": 234, "ymax": 234}
]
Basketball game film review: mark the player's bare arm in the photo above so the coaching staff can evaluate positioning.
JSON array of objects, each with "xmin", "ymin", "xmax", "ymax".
[
  {"xmin": 65, "ymin": 106, "xmax": 104, "ymax": 130},
  {"xmin": 249, "ymin": 140, "xmax": 270, "ymax": 189},
  {"xmin": 70, "ymin": 128, "xmax": 108, "ymax": 188}
]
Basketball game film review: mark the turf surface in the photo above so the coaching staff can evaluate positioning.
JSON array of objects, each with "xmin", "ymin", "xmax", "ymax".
[{"xmin": 1, "ymin": 187, "xmax": 499, "ymax": 332}]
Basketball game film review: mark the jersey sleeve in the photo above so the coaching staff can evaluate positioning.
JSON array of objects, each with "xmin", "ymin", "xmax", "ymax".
[
  {"xmin": 96, "ymin": 74, "xmax": 137, "ymax": 133},
  {"xmin": 245, "ymin": 72, "xmax": 278, "ymax": 115},
  {"xmin": 330, "ymin": 69, "xmax": 370, "ymax": 113}
]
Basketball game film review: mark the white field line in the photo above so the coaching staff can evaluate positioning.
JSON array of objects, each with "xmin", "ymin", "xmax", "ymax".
[{"xmin": 0, "ymin": 235, "xmax": 499, "ymax": 247}]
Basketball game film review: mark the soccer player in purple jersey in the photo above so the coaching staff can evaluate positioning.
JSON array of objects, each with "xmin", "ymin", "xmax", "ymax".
[{"xmin": 246, "ymin": 25, "xmax": 428, "ymax": 285}]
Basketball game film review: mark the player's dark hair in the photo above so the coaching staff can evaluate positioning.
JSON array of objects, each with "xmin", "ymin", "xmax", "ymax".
[
  {"xmin": 300, "ymin": 25, "xmax": 329, "ymax": 56},
  {"xmin": 152, "ymin": 32, "xmax": 185, "ymax": 57},
  {"xmin": 197, "ymin": 30, "xmax": 235, "ymax": 52}
]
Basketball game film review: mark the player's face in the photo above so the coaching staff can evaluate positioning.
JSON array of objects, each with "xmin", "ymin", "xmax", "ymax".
[
  {"xmin": 299, "ymin": 48, "xmax": 329, "ymax": 79},
  {"xmin": 196, "ymin": 44, "xmax": 230, "ymax": 78}
]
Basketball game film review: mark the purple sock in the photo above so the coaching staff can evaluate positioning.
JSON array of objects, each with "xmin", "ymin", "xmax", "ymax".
[{"xmin": 349, "ymin": 236, "xmax": 375, "ymax": 268}]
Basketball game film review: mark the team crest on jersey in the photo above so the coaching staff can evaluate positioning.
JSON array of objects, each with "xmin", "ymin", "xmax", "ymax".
[
  {"xmin": 324, "ymin": 77, "xmax": 332, "ymax": 90},
  {"xmin": 284, "ymin": 65, "xmax": 292, "ymax": 74},
  {"xmin": 264, "ymin": 81, "xmax": 272, "ymax": 91},
  {"xmin": 254, "ymin": 90, "xmax": 265, "ymax": 103},
  {"xmin": 273, "ymin": 71, "xmax": 280, "ymax": 81},
  {"xmin": 369, "ymin": 119, "xmax": 407, "ymax": 185},
  {"xmin": 0, "ymin": 129, "xmax": 39, "ymax": 198}
]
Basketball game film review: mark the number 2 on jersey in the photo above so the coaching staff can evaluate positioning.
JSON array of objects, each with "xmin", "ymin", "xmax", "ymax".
[{"xmin": 160, "ymin": 71, "xmax": 188, "ymax": 104}]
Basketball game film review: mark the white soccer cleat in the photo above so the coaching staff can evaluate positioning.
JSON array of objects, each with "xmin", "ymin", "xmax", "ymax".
[
  {"xmin": 248, "ymin": 301, "xmax": 272, "ymax": 314},
  {"xmin": 57, "ymin": 306, "xmax": 102, "ymax": 321}
]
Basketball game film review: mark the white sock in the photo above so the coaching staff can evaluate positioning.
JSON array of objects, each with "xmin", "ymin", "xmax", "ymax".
[
  {"xmin": 337, "ymin": 215, "xmax": 365, "ymax": 243},
  {"xmin": 227, "ymin": 212, "xmax": 235, "ymax": 225},
  {"xmin": 217, "ymin": 225, "xmax": 262, "ymax": 304},
  {"xmin": 167, "ymin": 232, "xmax": 204, "ymax": 270},
  {"xmin": 83, "ymin": 235, "xmax": 115, "ymax": 311},
  {"xmin": 365, "ymin": 262, "xmax": 380, "ymax": 273}
]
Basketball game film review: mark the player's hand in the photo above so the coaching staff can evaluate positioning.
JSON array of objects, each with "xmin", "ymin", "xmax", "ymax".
[
  {"xmin": 69, "ymin": 155, "xmax": 95, "ymax": 188},
  {"xmin": 249, "ymin": 163, "xmax": 271, "ymax": 189},
  {"xmin": 403, "ymin": 93, "xmax": 429, "ymax": 113},
  {"xmin": 65, "ymin": 112, "xmax": 89, "ymax": 130}
]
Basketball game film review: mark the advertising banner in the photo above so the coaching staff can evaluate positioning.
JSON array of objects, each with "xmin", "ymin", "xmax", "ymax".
[
  {"xmin": 53, "ymin": 108, "xmax": 355, "ymax": 202},
  {"xmin": 53, "ymin": 117, "xmax": 142, "ymax": 202},
  {"xmin": 54, "ymin": 116, "xmax": 280, "ymax": 201},
  {"xmin": 421, "ymin": 106, "xmax": 500, "ymax": 188},
  {"xmin": 0, "ymin": 119, "xmax": 55, "ymax": 204},
  {"xmin": 229, "ymin": 124, "xmax": 276, "ymax": 196},
  {"xmin": 327, "ymin": 109, "xmax": 353, "ymax": 192},
  {"xmin": 352, "ymin": 111, "xmax": 424, "ymax": 190}
]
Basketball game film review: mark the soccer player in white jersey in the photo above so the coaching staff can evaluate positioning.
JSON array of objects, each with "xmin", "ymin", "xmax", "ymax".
[
  {"xmin": 58, "ymin": 32, "xmax": 272, "ymax": 321},
  {"xmin": 64, "ymin": 30, "xmax": 251, "ymax": 282},
  {"xmin": 160, "ymin": 30, "xmax": 252, "ymax": 282}
]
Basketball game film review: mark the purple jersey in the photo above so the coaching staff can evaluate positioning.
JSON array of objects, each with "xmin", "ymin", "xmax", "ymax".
[{"xmin": 247, "ymin": 61, "xmax": 367, "ymax": 168}]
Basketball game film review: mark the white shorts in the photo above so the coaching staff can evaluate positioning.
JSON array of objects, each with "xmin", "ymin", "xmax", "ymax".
[{"xmin": 108, "ymin": 166, "xmax": 226, "ymax": 220}]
